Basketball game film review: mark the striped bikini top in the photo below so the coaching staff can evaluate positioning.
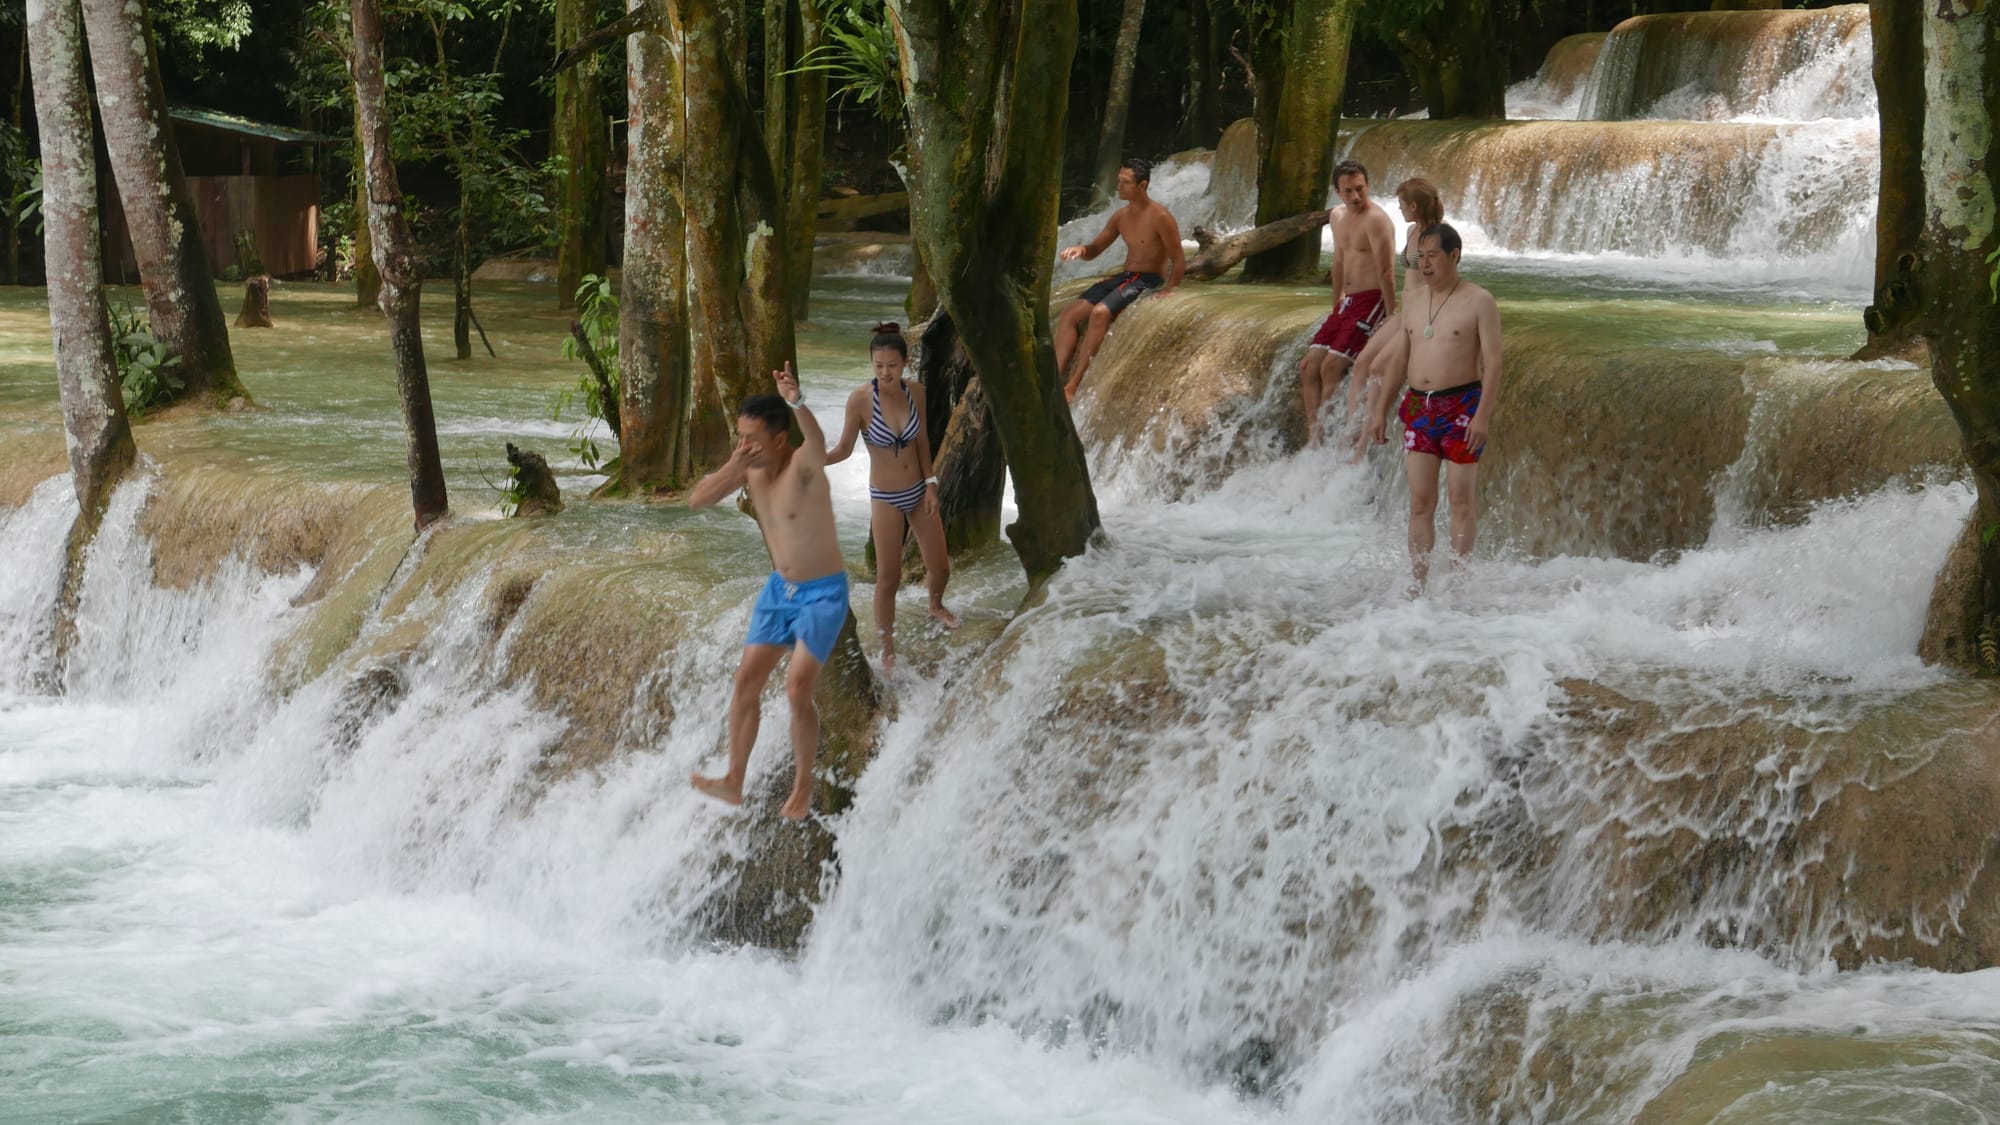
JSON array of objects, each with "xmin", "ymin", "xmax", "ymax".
[{"xmin": 864, "ymin": 378, "xmax": 921, "ymax": 452}]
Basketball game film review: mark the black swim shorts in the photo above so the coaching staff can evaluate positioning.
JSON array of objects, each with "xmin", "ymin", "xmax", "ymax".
[{"xmin": 1078, "ymin": 271, "xmax": 1165, "ymax": 316}]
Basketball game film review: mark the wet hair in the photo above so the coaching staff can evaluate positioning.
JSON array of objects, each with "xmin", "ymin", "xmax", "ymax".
[
  {"xmin": 739, "ymin": 392, "xmax": 790, "ymax": 434},
  {"xmin": 1419, "ymin": 222, "xmax": 1463, "ymax": 259},
  {"xmin": 869, "ymin": 321, "xmax": 908, "ymax": 359},
  {"xmin": 1333, "ymin": 159, "xmax": 1369, "ymax": 186},
  {"xmin": 1395, "ymin": 178, "xmax": 1444, "ymax": 230},
  {"xmin": 1120, "ymin": 157, "xmax": 1152, "ymax": 185}
]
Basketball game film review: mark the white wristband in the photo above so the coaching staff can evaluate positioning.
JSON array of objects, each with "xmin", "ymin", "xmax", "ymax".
[
  {"xmin": 785, "ymin": 395, "xmax": 805, "ymax": 409},
  {"xmin": 925, "ymin": 476, "xmax": 938, "ymax": 486}
]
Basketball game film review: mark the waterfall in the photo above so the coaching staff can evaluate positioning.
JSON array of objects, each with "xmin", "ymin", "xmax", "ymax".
[{"xmin": 1574, "ymin": 5, "xmax": 1873, "ymax": 122}]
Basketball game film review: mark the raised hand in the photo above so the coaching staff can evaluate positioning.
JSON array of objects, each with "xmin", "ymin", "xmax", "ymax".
[{"xmin": 773, "ymin": 361, "xmax": 801, "ymax": 405}]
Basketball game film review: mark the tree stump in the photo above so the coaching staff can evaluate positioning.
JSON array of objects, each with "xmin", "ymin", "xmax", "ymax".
[
  {"xmin": 235, "ymin": 275, "xmax": 274, "ymax": 328},
  {"xmin": 505, "ymin": 442, "xmax": 563, "ymax": 517}
]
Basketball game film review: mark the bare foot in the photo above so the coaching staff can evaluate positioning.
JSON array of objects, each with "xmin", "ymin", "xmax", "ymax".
[
  {"xmin": 1064, "ymin": 383, "xmax": 1079, "ymax": 404},
  {"xmin": 929, "ymin": 602, "xmax": 961, "ymax": 629},
  {"xmin": 690, "ymin": 772, "xmax": 744, "ymax": 806},
  {"xmin": 779, "ymin": 786, "xmax": 813, "ymax": 820},
  {"xmin": 881, "ymin": 647, "xmax": 897, "ymax": 675}
]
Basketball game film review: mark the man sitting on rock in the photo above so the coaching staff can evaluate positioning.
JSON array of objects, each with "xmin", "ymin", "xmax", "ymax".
[{"xmin": 1055, "ymin": 157, "xmax": 1186, "ymax": 403}]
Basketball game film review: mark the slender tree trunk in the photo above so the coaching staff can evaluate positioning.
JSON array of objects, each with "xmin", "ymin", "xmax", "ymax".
[
  {"xmin": 7, "ymin": 29, "xmax": 24, "ymax": 286},
  {"xmin": 781, "ymin": 0, "xmax": 826, "ymax": 319},
  {"xmin": 1860, "ymin": 0, "xmax": 1926, "ymax": 357},
  {"xmin": 27, "ymin": 0, "xmax": 135, "ymax": 522},
  {"xmin": 1090, "ymin": 0, "xmax": 1146, "ymax": 206},
  {"xmin": 616, "ymin": 10, "xmax": 692, "ymax": 489},
  {"xmin": 1177, "ymin": 0, "xmax": 1220, "ymax": 150},
  {"xmin": 79, "ymin": 0, "xmax": 245, "ymax": 406},
  {"xmin": 887, "ymin": 0, "xmax": 1098, "ymax": 585},
  {"xmin": 350, "ymin": 0, "xmax": 448, "ymax": 530},
  {"xmin": 1917, "ymin": 0, "xmax": 2000, "ymax": 629},
  {"xmin": 453, "ymin": 197, "xmax": 472, "ymax": 360},
  {"xmin": 352, "ymin": 118, "xmax": 380, "ymax": 308},
  {"xmin": 554, "ymin": 0, "xmax": 608, "ymax": 308},
  {"xmin": 1242, "ymin": 0, "xmax": 1361, "ymax": 282},
  {"xmin": 1397, "ymin": 0, "xmax": 1507, "ymax": 119}
]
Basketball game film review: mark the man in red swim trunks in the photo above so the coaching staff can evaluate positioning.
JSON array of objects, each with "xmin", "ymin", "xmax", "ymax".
[
  {"xmin": 1300, "ymin": 160, "xmax": 1398, "ymax": 447},
  {"xmin": 1361, "ymin": 222, "xmax": 1502, "ymax": 592}
]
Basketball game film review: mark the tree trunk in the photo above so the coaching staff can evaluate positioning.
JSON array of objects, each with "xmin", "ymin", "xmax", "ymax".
[
  {"xmin": 886, "ymin": 0, "xmax": 1098, "ymax": 585},
  {"xmin": 906, "ymin": 240, "xmax": 937, "ymax": 322},
  {"xmin": 1241, "ymin": 0, "xmax": 1361, "ymax": 282},
  {"xmin": 1398, "ymin": 0, "xmax": 1507, "ymax": 119},
  {"xmin": 453, "ymin": 196, "xmax": 472, "ymax": 360},
  {"xmin": 553, "ymin": 0, "xmax": 608, "ymax": 309},
  {"xmin": 350, "ymin": 0, "xmax": 448, "ymax": 531},
  {"xmin": 1917, "ymin": 0, "xmax": 2000, "ymax": 636},
  {"xmin": 919, "ymin": 312, "xmax": 1004, "ymax": 556},
  {"xmin": 1175, "ymin": 0, "xmax": 1220, "ymax": 150},
  {"xmin": 616, "ymin": 13, "xmax": 693, "ymax": 490},
  {"xmin": 1089, "ymin": 0, "xmax": 1146, "ymax": 207},
  {"xmin": 27, "ymin": 0, "xmax": 135, "ymax": 523},
  {"xmin": 677, "ymin": 0, "xmax": 794, "ymax": 469},
  {"xmin": 1860, "ymin": 0, "xmax": 1926, "ymax": 357},
  {"xmin": 79, "ymin": 0, "xmax": 246, "ymax": 406},
  {"xmin": 780, "ymin": 0, "xmax": 826, "ymax": 320},
  {"xmin": 352, "ymin": 118, "xmax": 380, "ymax": 308},
  {"xmin": 1187, "ymin": 209, "xmax": 1329, "ymax": 280}
]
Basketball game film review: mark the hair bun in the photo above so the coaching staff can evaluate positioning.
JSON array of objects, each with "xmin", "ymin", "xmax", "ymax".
[{"xmin": 871, "ymin": 321, "xmax": 903, "ymax": 336}]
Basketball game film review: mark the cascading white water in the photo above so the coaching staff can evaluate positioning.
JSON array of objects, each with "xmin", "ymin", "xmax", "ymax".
[{"xmin": 1573, "ymin": 5, "xmax": 1874, "ymax": 123}]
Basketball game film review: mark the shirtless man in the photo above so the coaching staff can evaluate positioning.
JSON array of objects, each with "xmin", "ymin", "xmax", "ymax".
[
  {"xmin": 1300, "ymin": 160, "xmax": 1398, "ymax": 446},
  {"xmin": 689, "ymin": 364, "xmax": 848, "ymax": 820},
  {"xmin": 1055, "ymin": 157, "xmax": 1186, "ymax": 402},
  {"xmin": 1361, "ymin": 223, "xmax": 1502, "ymax": 592}
]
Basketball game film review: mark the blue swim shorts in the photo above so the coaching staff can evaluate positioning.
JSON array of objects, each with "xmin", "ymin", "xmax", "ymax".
[{"xmin": 744, "ymin": 570, "xmax": 850, "ymax": 664}]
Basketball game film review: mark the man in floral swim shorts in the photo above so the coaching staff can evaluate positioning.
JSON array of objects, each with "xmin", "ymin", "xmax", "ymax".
[{"xmin": 1360, "ymin": 223, "xmax": 1502, "ymax": 593}]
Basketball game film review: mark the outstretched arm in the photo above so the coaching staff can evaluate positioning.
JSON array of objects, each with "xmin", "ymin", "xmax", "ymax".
[
  {"xmin": 824, "ymin": 388, "xmax": 865, "ymax": 465},
  {"xmin": 775, "ymin": 362, "xmax": 828, "ymax": 470},
  {"xmin": 1060, "ymin": 211, "xmax": 1123, "ymax": 262}
]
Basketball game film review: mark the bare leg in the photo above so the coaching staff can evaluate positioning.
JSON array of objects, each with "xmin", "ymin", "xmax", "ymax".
[
  {"xmin": 1446, "ymin": 460, "xmax": 1479, "ymax": 570},
  {"xmin": 1064, "ymin": 304, "xmax": 1115, "ymax": 402},
  {"xmin": 691, "ymin": 643, "xmax": 788, "ymax": 805},
  {"xmin": 1053, "ymin": 299, "xmax": 1091, "ymax": 384},
  {"xmin": 870, "ymin": 501, "xmax": 907, "ymax": 673},
  {"xmin": 1405, "ymin": 451, "xmax": 1442, "ymax": 595},
  {"xmin": 1322, "ymin": 353, "xmax": 1354, "ymax": 445},
  {"xmin": 1344, "ymin": 320, "xmax": 1395, "ymax": 457},
  {"xmin": 780, "ymin": 641, "xmax": 826, "ymax": 819},
  {"xmin": 908, "ymin": 502, "xmax": 958, "ymax": 628},
  {"xmin": 1300, "ymin": 349, "xmax": 1326, "ymax": 446}
]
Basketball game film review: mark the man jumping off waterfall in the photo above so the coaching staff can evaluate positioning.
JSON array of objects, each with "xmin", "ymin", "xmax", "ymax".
[
  {"xmin": 1055, "ymin": 157, "xmax": 1186, "ymax": 403},
  {"xmin": 1301, "ymin": 160, "xmax": 1398, "ymax": 447},
  {"xmin": 1361, "ymin": 223, "xmax": 1502, "ymax": 593},
  {"xmin": 688, "ymin": 365, "xmax": 849, "ymax": 821}
]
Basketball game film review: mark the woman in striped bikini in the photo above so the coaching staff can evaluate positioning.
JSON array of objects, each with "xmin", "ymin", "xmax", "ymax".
[{"xmin": 826, "ymin": 322, "xmax": 959, "ymax": 672}]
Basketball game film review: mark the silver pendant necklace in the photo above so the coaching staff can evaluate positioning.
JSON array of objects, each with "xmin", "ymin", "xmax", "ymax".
[{"xmin": 1424, "ymin": 280, "xmax": 1461, "ymax": 340}]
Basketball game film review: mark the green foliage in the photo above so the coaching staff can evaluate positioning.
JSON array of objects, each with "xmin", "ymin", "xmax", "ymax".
[
  {"xmin": 550, "ymin": 273, "xmax": 619, "ymax": 470},
  {"xmin": 151, "ymin": 0, "xmax": 254, "ymax": 79},
  {"xmin": 109, "ymin": 303, "xmax": 186, "ymax": 412},
  {"xmin": 1986, "ymin": 244, "xmax": 1998, "ymax": 305},
  {"xmin": 11, "ymin": 161, "xmax": 43, "ymax": 238},
  {"xmin": 800, "ymin": 0, "xmax": 901, "ymax": 123}
]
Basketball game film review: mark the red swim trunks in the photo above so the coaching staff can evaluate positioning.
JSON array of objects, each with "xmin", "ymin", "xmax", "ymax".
[
  {"xmin": 1307, "ymin": 289, "xmax": 1387, "ymax": 360},
  {"xmin": 1399, "ymin": 382, "xmax": 1484, "ymax": 464}
]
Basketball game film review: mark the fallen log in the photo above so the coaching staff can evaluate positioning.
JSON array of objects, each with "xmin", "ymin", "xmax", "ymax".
[{"xmin": 1184, "ymin": 210, "xmax": 1329, "ymax": 281}]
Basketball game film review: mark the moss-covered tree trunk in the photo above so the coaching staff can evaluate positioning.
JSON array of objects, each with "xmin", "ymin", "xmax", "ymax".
[
  {"xmin": 350, "ymin": 0, "xmax": 448, "ymax": 531},
  {"xmin": 1089, "ymin": 0, "xmax": 1146, "ymax": 207},
  {"xmin": 677, "ymin": 0, "xmax": 794, "ymax": 469},
  {"xmin": 1396, "ymin": 0, "xmax": 1507, "ymax": 120},
  {"xmin": 886, "ymin": 0, "xmax": 1098, "ymax": 584},
  {"xmin": 27, "ymin": 0, "xmax": 135, "ymax": 524},
  {"xmin": 1241, "ymin": 0, "xmax": 1361, "ymax": 282},
  {"xmin": 764, "ymin": 0, "xmax": 826, "ymax": 319},
  {"xmin": 1917, "ymin": 1, "xmax": 2000, "ymax": 630},
  {"xmin": 352, "ymin": 119, "xmax": 380, "ymax": 309},
  {"xmin": 1860, "ymin": 0, "xmax": 1926, "ymax": 357},
  {"xmin": 616, "ymin": 10, "xmax": 692, "ymax": 489},
  {"xmin": 915, "ymin": 311, "xmax": 1002, "ymax": 556},
  {"xmin": 554, "ymin": 0, "xmax": 608, "ymax": 309},
  {"xmin": 79, "ymin": 0, "xmax": 245, "ymax": 406}
]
